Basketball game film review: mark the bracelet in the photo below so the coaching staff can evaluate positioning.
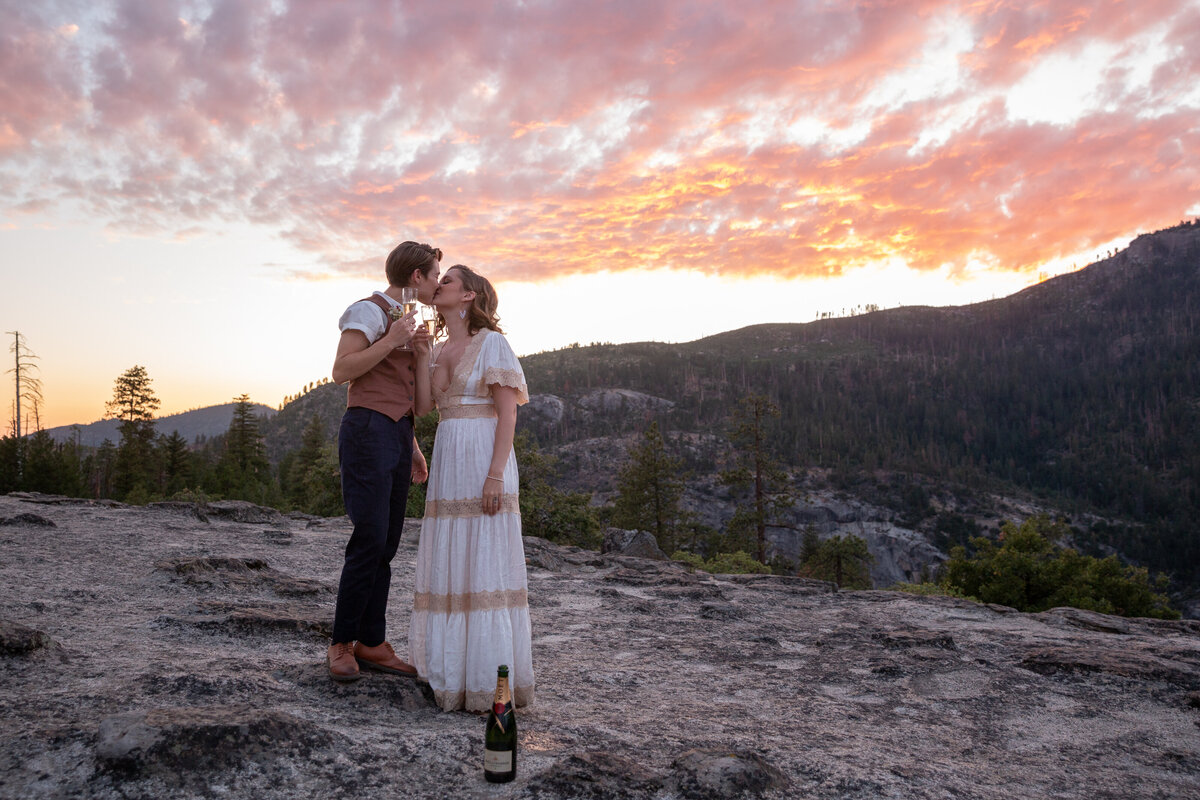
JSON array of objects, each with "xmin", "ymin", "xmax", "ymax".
[{"xmin": 485, "ymin": 474, "xmax": 504, "ymax": 482}]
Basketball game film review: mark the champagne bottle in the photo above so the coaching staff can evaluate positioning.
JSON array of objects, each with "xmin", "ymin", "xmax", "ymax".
[{"xmin": 483, "ymin": 665, "xmax": 517, "ymax": 783}]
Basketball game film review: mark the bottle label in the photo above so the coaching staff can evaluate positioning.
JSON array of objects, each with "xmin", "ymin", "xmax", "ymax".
[{"xmin": 484, "ymin": 748, "xmax": 512, "ymax": 772}]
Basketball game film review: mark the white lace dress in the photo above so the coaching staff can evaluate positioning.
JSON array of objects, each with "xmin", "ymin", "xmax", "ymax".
[{"xmin": 409, "ymin": 329, "xmax": 535, "ymax": 712}]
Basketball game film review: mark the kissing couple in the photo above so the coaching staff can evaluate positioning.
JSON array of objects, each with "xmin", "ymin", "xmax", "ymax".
[{"xmin": 324, "ymin": 240, "xmax": 535, "ymax": 713}]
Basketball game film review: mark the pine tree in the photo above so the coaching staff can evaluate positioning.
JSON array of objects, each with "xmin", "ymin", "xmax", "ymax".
[
  {"xmin": 611, "ymin": 421, "xmax": 686, "ymax": 554},
  {"xmin": 159, "ymin": 431, "xmax": 192, "ymax": 496},
  {"xmin": 720, "ymin": 394, "xmax": 795, "ymax": 563},
  {"xmin": 287, "ymin": 413, "xmax": 329, "ymax": 510},
  {"xmin": 800, "ymin": 535, "xmax": 873, "ymax": 589},
  {"xmin": 515, "ymin": 431, "xmax": 601, "ymax": 549},
  {"xmin": 105, "ymin": 365, "xmax": 160, "ymax": 500},
  {"xmin": 217, "ymin": 394, "xmax": 270, "ymax": 500}
]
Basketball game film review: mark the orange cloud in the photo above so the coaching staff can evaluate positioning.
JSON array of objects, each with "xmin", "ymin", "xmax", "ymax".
[{"xmin": 1, "ymin": 0, "xmax": 1196, "ymax": 287}]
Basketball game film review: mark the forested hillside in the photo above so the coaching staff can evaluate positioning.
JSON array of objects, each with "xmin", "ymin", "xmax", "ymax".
[{"xmin": 520, "ymin": 222, "xmax": 1200, "ymax": 584}]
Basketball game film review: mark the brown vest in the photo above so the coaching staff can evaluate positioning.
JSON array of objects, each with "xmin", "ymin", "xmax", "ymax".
[{"xmin": 346, "ymin": 294, "xmax": 416, "ymax": 421}]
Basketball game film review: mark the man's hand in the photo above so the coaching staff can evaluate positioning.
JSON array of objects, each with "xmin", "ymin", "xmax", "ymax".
[{"xmin": 382, "ymin": 309, "xmax": 417, "ymax": 349}]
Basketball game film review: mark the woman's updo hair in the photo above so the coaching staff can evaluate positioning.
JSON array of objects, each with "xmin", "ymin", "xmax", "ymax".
[{"xmin": 443, "ymin": 264, "xmax": 503, "ymax": 335}]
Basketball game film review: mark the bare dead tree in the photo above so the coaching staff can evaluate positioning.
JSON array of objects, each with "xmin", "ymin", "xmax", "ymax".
[
  {"xmin": 6, "ymin": 331, "xmax": 43, "ymax": 439},
  {"xmin": 7, "ymin": 331, "xmax": 44, "ymax": 487}
]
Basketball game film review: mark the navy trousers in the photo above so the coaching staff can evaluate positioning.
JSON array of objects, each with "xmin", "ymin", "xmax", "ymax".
[{"xmin": 332, "ymin": 407, "xmax": 413, "ymax": 646}]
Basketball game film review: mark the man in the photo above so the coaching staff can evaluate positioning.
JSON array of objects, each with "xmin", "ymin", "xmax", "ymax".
[{"xmin": 326, "ymin": 240, "xmax": 442, "ymax": 682}]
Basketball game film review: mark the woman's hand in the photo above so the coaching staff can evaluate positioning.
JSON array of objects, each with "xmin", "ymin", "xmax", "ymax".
[
  {"xmin": 412, "ymin": 325, "xmax": 432, "ymax": 358},
  {"xmin": 411, "ymin": 445, "xmax": 428, "ymax": 484},
  {"xmin": 481, "ymin": 475, "xmax": 503, "ymax": 515}
]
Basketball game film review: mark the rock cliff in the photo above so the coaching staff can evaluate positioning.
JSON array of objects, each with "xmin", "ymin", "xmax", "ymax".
[{"xmin": 2, "ymin": 492, "xmax": 1199, "ymax": 799}]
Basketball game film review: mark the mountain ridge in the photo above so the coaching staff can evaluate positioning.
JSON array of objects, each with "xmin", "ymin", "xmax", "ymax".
[{"xmin": 41, "ymin": 402, "xmax": 277, "ymax": 447}]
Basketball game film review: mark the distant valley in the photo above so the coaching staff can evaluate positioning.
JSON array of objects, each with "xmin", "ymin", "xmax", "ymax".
[{"xmin": 30, "ymin": 221, "xmax": 1200, "ymax": 604}]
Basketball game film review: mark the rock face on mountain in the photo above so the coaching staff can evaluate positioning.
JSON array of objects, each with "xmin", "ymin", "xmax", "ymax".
[
  {"xmin": 545, "ymin": 436, "xmax": 946, "ymax": 585},
  {"xmin": 3, "ymin": 492, "xmax": 1199, "ymax": 799}
]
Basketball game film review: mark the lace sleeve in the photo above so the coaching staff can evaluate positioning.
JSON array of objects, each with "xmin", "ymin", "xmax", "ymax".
[
  {"xmin": 479, "ymin": 333, "xmax": 529, "ymax": 405},
  {"xmin": 483, "ymin": 366, "xmax": 529, "ymax": 404}
]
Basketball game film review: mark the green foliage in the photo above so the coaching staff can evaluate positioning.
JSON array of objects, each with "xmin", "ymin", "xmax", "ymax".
[
  {"xmin": 105, "ymin": 365, "xmax": 160, "ymax": 499},
  {"xmin": 515, "ymin": 432, "xmax": 601, "ymax": 550},
  {"xmin": 798, "ymin": 534, "xmax": 874, "ymax": 589},
  {"xmin": 519, "ymin": 228, "xmax": 1200, "ymax": 587},
  {"xmin": 610, "ymin": 421, "xmax": 687, "ymax": 554},
  {"xmin": 942, "ymin": 515, "xmax": 1179, "ymax": 619},
  {"xmin": 891, "ymin": 581, "xmax": 971, "ymax": 599},
  {"xmin": 404, "ymin": 411, "xmax": 440, "ymax": 518},
  {"xmin": 672, "ymin": 549, "xmax": 771, "ymax": 574},
  {"xmin": 214, "ymin": 394, "xmax": 272, "ymax": 501},
  {"xmin": 159, "ymin": 431, "xmax": 192, "ymax": 497},
  {"xmin": 720, "ymin": 394, "xmax": 796, "ymax": 563},
  {"xmin": 297, "ymin": 445, "xmax": 344, "ymax": 517},
  {"xmin": 0, "ymin": 436, "xmax": 17, "ymax": 492},
  {"xmin": 22, "ymin": 430, "xmax": 82, "ymax": 496}
]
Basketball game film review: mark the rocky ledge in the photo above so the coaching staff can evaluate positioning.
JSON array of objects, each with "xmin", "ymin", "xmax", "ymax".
[{"xmin": 1, "ymin": 493, "xmax": 1198, "ymax": 799}]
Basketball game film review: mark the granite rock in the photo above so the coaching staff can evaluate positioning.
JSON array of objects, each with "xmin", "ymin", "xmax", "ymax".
[
  {"xmin": 602, "ymin": 528, "xmax": 669, "ymax": 560},
  {"xmin": 2, "ymin": 492, "xmax": 1199, "ymax": 800}
]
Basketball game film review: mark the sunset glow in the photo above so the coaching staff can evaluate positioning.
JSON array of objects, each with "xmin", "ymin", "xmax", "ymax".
[{"xmin": 2, "ymin": 0, "xmax": 1199, "ymax": 429}]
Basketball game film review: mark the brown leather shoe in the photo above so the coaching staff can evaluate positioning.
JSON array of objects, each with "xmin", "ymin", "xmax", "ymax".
[
  {"xmin": 354, "ymin": 641, "xmax": 418, "ymax": 678},
  {"xmin": 327, "ymin": 641, "xmax": 361, "ymax": 682}
]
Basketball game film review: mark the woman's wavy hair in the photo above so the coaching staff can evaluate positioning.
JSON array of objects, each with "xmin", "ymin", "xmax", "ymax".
[
  {"xmin": 385, "ymin": 240, "xmax": 442, "ymax": 287},
  {"xmin": 440, "ymin": 264, "xmax": 503, "ymax": 335}
]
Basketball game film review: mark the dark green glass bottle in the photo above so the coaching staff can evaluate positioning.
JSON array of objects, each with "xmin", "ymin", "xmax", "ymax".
[{"xmin": 484, "ymin": 664, "xmax": 517, "ymax": 783}]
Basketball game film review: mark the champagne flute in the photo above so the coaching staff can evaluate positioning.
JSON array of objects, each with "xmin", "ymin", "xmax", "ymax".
[
  {"xmin": 421, "ymin": 304, "xmax": 440, "ymax": 340},
  {"xmin": 396, "ymin": 287, "xmax": 418, "ymax": 350}
]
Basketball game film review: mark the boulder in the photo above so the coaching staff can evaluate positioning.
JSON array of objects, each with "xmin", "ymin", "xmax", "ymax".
[
  {"xmin": 671, "ymin": 749, "xmax": 790, "ymax": 799},
  {"xmin": 525, "ymin": 751, "xmax": 666, "ymax": 799},
  {"xmin": 602, "ymin": 527, "xmax": 668, "ymax": 560},
  {"xmin": 204, "ymin": 500, "xmax": 284, "ymax": 524},
  {"xmin": 0, "ymin": 619, "xmax": 56, "ymax": 655},
  {"xmin": 96, "ymin": 706, "xmax": 335, "ymax": 782},
  {"xmin": 0, "ymin": 512, "xmax": 56, "ymax": 527}
]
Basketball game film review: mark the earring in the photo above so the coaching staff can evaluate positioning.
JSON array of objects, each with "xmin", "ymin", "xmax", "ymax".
[{"xmin": 458, "ymin": 309, "xmax": 467, "ymax": 319}]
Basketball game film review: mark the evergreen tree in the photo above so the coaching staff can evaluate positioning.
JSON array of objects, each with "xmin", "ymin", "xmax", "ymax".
[
  {"xmin": 0, "ymin": 436, "xmax": 18, "ymax": 493},
  {"xmin": 720, "ymin": 394, "xmax": 795, "ymax": 563},
  {"xmin": 287, "ymin": 413, "xmax": 336, "ymax": 512},
  {"xmin": 159, "ymin": 431, "xmax": 192, "ymax": 496},
  {"xmin": 22, "ymin": 430, "xmax": 80, "ymax": 496},
  {"xmin": 216, "ymin": 394, "xmax": 271, "ymax": 500},
  {"xmin": 105, "ymin": 365, "xmax": 160, "ymax": 500},
  {"xmin": 86, "ymin": 440, "xmax": 117, "ymax": 499},
  {"xmin": 515, "ymin": 431, "xmax": 601, "ymax": 550},
  {"xmin": 800, "ymin": 534, "xmax": 874, "ymax": 589},
  {"xmin": 610, "ymin": 421, "xmax": 686, "ymax": 554},
  {"xmin": 942, "ymin": 515, "xmax": 1178, "ymax": 619}
]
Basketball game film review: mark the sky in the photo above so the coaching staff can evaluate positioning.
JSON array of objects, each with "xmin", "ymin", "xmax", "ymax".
[{"xmin": 2, "ymin": 0, "xmax": 1199, "ymax": 431}]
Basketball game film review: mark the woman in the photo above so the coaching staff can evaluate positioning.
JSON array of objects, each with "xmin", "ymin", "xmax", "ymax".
[{"xmin": 410, "ymin": 264, "xmax": 535, "ymax": 712}]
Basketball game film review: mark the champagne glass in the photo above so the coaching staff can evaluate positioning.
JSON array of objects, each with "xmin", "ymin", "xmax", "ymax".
[
  {"xmin": 394, "ymin": 288, "xmax": 419, "ymax": 350},
  {"xmin": 421, "ymin": 303, "xmax": 440, "ymax": 340}
]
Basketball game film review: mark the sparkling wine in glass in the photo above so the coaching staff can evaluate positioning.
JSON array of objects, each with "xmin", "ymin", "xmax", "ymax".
[
  {"xmin": 397, "ymin": 287, "xmax": 419, "ymax": 350},
  {"xmin": 421, "ymin": 304, "xmax": 439, "ymax": 339}
]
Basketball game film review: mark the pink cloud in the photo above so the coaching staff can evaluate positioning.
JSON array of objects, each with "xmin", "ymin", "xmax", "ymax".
[
  {"xmin": 0, "ymin": 0, "xmax": 1197, "ymax": 285},
  {"xmin": 0, "ymin": 7, "xmax": 85, "ymax": 152}
]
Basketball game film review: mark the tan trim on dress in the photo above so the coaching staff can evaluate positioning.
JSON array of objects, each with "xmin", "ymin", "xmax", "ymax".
[
  {"xmin": 413, "ymin": 587, "xmax": 528, "ymax": 614},
  {"xmin": 425, "ymin": 493, "xmax": 520, "ymax": 517},
  {"xmin": 435, "ymin": 683, "xmax": 535, "ymax": 712},
  {"xmin": 481, "ymin": 367, "xmax": 529, "ymax": 404},
  {"xmin": 438, "ymin": 404, "xmax": 497, "ymax": 420}
]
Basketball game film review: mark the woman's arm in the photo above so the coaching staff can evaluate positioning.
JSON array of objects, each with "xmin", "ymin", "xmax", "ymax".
[
  {"xmin": 412, "ymin": 330, "xmax": 435, "ymax": 416},
  {"xmin": 480, "ymin": 384, "xmax": 519, "ymax": 515}
]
